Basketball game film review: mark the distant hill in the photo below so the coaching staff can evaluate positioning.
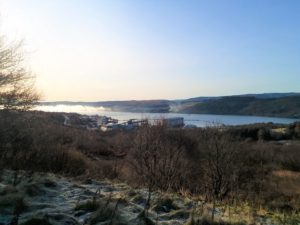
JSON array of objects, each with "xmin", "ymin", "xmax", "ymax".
[
  {"xmin": 178, "ymin": 95, "xmax": 300, "ymax": 118},
  {"xmin": 182, "ymin": 92, "xmax": 300, "ymax": 102},
  {"xmin": 40, "ymin": 93, "xmax": 300, "ymax": 118},
  {"xmin": 233, "ymin": 92, "xmax": 300, "ymax": 99}
]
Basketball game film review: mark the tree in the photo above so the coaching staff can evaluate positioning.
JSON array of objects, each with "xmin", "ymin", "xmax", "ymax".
[
  {"xmin": 132, "ymin": 123, "xmax": 189, "ymax": 190},
  {"xmin": 199, "ymin": 126, "xmax": 240, "ymax": 221},
  {"xmin": 129, "ymin": 122, "xmax": 188, "ymax": 215},
  {"xmin": 0, "ymin": 35, "xmax": 39, "ymax": 110}
]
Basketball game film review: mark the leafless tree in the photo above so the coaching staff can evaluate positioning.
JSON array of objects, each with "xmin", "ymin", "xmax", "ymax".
[
  {"xmin": 0, "ymin": 35, "xmax": 39, "ymax": 110},
  {"xmin": 128, "ymin": 122, "xmax": 188, "ymax": 213},
  {"xmin": 199, "ymin": 125, "xmax": 240, "ymax": 221}
]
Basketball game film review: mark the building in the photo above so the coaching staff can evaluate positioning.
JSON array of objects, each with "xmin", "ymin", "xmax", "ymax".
[{"xmin": 100, "ymin": 119, "xmax": 148, "ymax": 132}]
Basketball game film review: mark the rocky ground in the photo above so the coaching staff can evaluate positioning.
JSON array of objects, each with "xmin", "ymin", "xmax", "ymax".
[{"xmin": 0, "ymin": 170, "xmax": 299, "ymax": 225}]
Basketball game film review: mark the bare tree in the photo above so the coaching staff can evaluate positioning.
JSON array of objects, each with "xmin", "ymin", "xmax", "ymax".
[
  {"xmin": 129, "ymin": 122, "xmax": 188, "ymax": 214},
  {"xmin": 199, "ymin": 126, "xmax": 240, "ymax": 221},
  {"xmin": 0, "ymin": 35, "xmax": 39, "ymax": 110}
]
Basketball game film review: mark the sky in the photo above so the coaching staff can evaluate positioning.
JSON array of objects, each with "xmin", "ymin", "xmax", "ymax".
[{"xmin": 0, "ymin": 0, "xmax": 299, "ymax": 101}]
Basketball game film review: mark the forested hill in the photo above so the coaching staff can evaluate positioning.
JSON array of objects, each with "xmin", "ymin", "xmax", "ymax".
[
  {"xmin": 40, "ymin": 93, "xmax": 300, "ymax": 118},
  {"xmin": 178, "ymin": 95, "xmax": 300, "ymax": 118}
]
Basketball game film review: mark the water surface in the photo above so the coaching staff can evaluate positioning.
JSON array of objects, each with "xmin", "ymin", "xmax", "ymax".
[{"xmin": 35, "ymin": 105, "xmax": 299, "ymax": 127}]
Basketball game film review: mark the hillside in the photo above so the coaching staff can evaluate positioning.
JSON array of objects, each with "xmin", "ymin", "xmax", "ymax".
[{"xmin": 179, "ymin": 96, "xmax": 300, "ymax": 118}]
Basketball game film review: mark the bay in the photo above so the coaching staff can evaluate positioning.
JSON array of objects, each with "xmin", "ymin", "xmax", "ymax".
[{"xmin": 35, "ymin": 105, "xmax": 299, "ymax": 127}]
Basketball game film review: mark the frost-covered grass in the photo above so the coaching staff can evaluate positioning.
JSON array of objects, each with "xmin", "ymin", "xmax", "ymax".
[{"xmin": 0, "ymin": 170, "xmax": 299, "ymax": 225}]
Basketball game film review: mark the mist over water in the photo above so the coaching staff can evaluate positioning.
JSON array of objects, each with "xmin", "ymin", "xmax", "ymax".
[
  {"xmin": 35, "ymin": 104, "xmax": 299, "ymax": 127},
  {"xmin": 34, "ymin": 105, "xmax": 108, "ymax": 114}
]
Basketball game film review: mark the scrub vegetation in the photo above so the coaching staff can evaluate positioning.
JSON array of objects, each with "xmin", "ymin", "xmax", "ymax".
[{"xmin": 1, "ymin": 110, "xmax": 300, "ymax": 224}]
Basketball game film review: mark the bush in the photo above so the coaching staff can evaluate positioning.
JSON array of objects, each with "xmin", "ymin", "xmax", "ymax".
[
  {"xmin": 281, "ymin": 159, "xmax": 300, "ymax": 172},
  {"xmin": 0, "ymin": 111, "xmax": 92, "ymax": 176}
]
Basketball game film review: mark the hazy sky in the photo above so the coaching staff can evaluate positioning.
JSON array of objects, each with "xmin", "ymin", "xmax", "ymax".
[{"xmin": 1, "ymin": 0, "xmax": 299, "ymax": 101}]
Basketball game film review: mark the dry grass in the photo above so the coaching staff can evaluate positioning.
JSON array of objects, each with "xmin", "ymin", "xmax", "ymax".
[{"xmin": 272, "ymin": 170, "xmax": 300, "ymax": 195}]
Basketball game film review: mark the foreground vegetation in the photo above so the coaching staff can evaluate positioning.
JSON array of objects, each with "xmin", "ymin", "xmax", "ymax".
[{"xmin": 0, "ymin": 110, "xmax": 300, "ymax": 224}]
